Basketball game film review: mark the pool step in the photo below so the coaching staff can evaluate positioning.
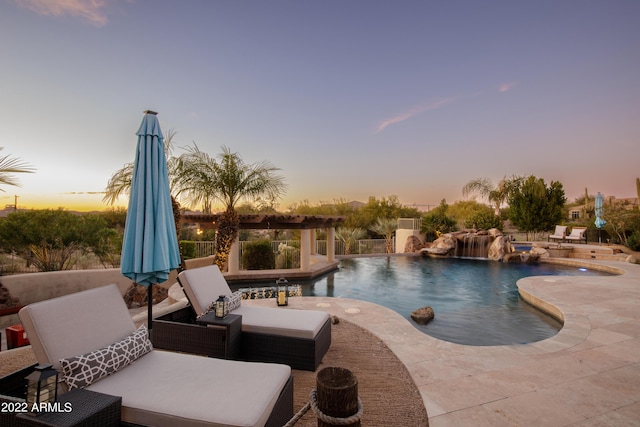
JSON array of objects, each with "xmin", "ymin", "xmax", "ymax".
[{"xmin": 568, "ymin": 246, "xmax": 625, "ymax": 260}]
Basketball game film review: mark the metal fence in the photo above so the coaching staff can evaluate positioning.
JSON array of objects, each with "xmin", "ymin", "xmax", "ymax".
[
  {"xmin": 397, "ymin": 218, "xmax": 422, "ymax": 230},
  {"xmin": 193, "ymin": 238, "xmax": 393, "ymax": 270}
]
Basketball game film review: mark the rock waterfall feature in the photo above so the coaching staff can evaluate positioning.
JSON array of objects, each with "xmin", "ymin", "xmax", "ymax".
[{"xmin": 419, "ymin": 229, "xmax": 539, "ymax": 262}]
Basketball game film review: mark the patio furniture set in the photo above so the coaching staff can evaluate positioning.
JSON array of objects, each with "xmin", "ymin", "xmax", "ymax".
[
  {"xmin": 548, "ymin": 225, "xmax": 588, "ymax": 244},
  {"xmin": 0, "ymin": 265, "xmax": 332, "ymax": 426}
]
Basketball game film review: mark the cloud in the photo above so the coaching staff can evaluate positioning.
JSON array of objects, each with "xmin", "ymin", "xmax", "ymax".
[
  {"xmin": 498, "ymin": 81, "xmax": 517, "ymax": 93},
  {"xmin": 62, "ymin": 191, "xmax": 106, "ymax": 195},
  {"xmin": 16, "ymin": 0, "xmax": 111, "ymax": 27},
  {"xmin": 375, "ymin": 97, "xmax": 457, "ymax": 133}
]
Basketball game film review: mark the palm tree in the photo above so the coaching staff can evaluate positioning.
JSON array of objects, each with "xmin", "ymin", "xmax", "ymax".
[
  {"xmin": 369, "ymin": 218, "xmax": 397, "ymax": 253},
  {"xmin": 103, "ymin": 130, "xmax": 178, "ymax": 205},
  {"xmin": 335, "ymin": 227, "xmax": 367, "ymax": 255},
  {"xmin": 461, "ymin": 178, "xmax": 493, "ymax": 202},
  {"xmin": 171, "ymin": 144, "xmax": 218, "ymax": 214},
  {"xmin": 0, "ymin": 147, "xmax": 35, "ymax": 191},
  {"xmin": 175, "ymin": 145, "xmax": 286, "ymax": 270},
  {"xmin": 462, "ymin": 175, "xmax": 523, "ymax": 215}
]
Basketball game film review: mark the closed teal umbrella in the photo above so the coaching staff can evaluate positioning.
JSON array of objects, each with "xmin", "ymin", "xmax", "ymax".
[
  {"xmin": 121, "ymin": 110, "xmax": 181, "ymax": 331},
  {"xmin": 594, "ymin": 192, "xmax": 606, "ymax": 243}
]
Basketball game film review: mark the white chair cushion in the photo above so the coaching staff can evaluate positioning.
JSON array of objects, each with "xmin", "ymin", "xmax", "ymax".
[
  {"xmin": 179, "ymin": 265, "xmax": 232, "ymax": 316},
  {"xmin": 19, "ymin": 284, "xmax": 137, "ymax": 372},
  {"xmin": 567, "ymin": 227, "xmax": 587, "ymax": 239},
  {"xmin": 19, "ymin": 283, "xmax": 292, "ymax": 427},
  {"xmin": 234, "ymin": 305, "xmax": 330, "ymax": 340},
  {"xmin": 86, "ymin": 350, "xmax": 290, "ymax": 427},
  {"xmin": 552, "ymin": 225, "xmax": 567, "ymax": 237}
]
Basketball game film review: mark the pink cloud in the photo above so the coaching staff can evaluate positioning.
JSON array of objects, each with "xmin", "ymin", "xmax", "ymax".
[
  {"xmin": 16, "ymin": 0, "xmax": 111, "ymax": 27},
  {"xmin": 375, "ymin": 97, "xmax": 457, "ymax": 133},
  {"xmin": 498, "ymin": 81, "xmax": 517, "ymax": 92}
]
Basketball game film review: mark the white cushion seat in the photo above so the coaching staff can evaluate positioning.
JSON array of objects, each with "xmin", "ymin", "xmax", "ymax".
[
  {"xmin": 86, "ymin": 350, "xmax": 290, "ymax": 427},
  {"xmin": 234, "ymin": 305, "xmax": 329, "ymax": 340}
]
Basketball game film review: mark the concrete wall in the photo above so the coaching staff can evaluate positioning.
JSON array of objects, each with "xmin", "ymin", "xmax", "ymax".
[
  {"xmin": 0, "ymin": 268, "xmax": 180, "ymax": 328},
  {"xmin": 395, "ymin": 229, "xmax": 425, "ymax": 253}
]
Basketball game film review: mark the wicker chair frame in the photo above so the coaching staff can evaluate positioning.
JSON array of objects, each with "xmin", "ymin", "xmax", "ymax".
[{"xmin": 152, "ymin": 305, "xmax": 331, "ymax": 371}]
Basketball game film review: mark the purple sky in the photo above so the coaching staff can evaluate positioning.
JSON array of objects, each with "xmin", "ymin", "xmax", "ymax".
[{"xmin": 2, "ymin": 1, "xmax": 639, "ymax": 212}]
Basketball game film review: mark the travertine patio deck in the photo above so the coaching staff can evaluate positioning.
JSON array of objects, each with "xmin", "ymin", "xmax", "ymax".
[{"xmin": 243, "ymin": 257, "xmax": 640, "ymax": 426}]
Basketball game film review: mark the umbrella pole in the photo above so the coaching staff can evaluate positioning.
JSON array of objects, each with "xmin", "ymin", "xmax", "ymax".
[{"xmin": 148, "ymin": 285, "xmax": 153, "ymax": 333}]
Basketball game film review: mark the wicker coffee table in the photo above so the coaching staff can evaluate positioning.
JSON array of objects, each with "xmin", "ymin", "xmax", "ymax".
[{"xmin": 196, "ymin": 312, "xmax": 242, "ymax": 359}]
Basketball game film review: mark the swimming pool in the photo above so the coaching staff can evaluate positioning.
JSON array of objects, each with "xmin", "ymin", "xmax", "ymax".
[{"xmin": 235, "ymin": 256, "xmax": 613, "ymax": 346}]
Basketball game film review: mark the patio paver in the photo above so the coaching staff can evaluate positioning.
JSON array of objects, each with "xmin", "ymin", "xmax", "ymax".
[{"xmin": 244, "ymin": 257, "xmax": 640, "ymax": 426}]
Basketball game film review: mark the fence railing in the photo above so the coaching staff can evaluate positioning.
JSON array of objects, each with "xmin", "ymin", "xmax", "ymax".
[
  {"xmin": 1, "ymin": 231, "xmax": 586, "ymax": 275},
  {"xmin": 193, "ymin": 241, "xmax": 216, "ymax": 258},
  {"xmin": 397, "ymin": 218, "xmax": 422, "ymax": 230},
  {"xmin": 193, "ymin": 238, "xmax": 393, "ymax": 270}
]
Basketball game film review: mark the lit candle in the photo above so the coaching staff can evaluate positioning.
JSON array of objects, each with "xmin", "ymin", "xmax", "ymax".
[{"xmin": 277, "ymin": 290, "xmax": 286, "ymax": 306}]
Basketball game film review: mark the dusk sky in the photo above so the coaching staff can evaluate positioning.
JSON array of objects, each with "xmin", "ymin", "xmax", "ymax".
[{"xmin": 2, "ymin": 1, "xmax": 639, "ymax": 212}]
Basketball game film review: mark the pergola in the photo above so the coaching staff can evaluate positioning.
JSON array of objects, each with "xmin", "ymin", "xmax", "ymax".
[{"xmin": 181, "ymin": 213, "xmax": 345, "ymax": 275}]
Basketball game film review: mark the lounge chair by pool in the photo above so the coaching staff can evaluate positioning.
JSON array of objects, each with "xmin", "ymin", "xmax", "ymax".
[{"xmin": 18, "ymin": 284, "xmax": 293, "ymax": 427}]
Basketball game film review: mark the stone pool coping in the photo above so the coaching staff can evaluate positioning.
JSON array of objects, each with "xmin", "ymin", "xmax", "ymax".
[{"xmin": 244, "ymin": 257, "xmax": 640, "ymax": 425}]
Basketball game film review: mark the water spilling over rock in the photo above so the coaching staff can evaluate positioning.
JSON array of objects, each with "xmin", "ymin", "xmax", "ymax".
[{"xmin": 418, "ymin": 228, "xmax": 539, "ymax": 263}]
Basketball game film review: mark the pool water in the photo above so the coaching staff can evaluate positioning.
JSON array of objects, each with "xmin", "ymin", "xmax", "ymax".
[{"xmin": 236, "ymin": 256, "xmax": 613, "ymax": 346}]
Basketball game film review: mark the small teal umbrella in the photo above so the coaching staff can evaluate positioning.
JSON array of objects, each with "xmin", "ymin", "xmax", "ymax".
[
  {"xmin": 121, "ymin": 110, "xmax": 181, "ymax": 331},
  {"xmin": 594, "ymin": 192, "xmax": 606, "ymax": 243}
]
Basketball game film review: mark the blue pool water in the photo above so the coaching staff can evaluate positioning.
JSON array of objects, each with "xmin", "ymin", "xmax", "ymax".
[{"xmin": 237, "ymin": 256, "xmax": 613, "ymax": 346}]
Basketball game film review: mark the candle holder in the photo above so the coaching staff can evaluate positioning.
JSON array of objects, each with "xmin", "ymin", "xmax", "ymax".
[
  {"xmin": 276, "ymin": 278, "xmax": 289, "ymax": 306},
  {"xmin": 26, "ymin": 364, "xmax": 58, "ymax": 414},
  {"xmin": 214, "ymin": 295, "xmax": 228, "ymax": 318}
]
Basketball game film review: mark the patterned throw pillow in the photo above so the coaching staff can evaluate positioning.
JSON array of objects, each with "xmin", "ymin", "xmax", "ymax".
[
  {"xmin": 204, "ymin": 290, "xmax": 243, "ymax": 316},
  {"xmin": 60, "ymin": 325, "xmax": 153, "ymax": 390},
  {"xmin": 226, "ymin": 290, "xmax": 243, "ymax": 312}
]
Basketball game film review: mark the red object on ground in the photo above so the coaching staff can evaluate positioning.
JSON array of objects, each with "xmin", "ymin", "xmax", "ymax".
[{"xmin": 6, "ymin": 324, "xmax": 29, "ymax": 349}]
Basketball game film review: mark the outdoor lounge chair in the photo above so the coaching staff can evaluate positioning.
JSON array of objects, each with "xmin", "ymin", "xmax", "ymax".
[
  {"xmin": 18, "ymin": 284, "xmax": 293, "ymax": 427},
  {"xmin": 565, "ymin": 226, "xmax": 588, "ymax": 243},
  {"xmin": 548, "ymin": 225, "xmax": 568, "ymax": 242},
  {"xmin": 171, "ymin": 265, "xmax": 331, "ymax": 371}
]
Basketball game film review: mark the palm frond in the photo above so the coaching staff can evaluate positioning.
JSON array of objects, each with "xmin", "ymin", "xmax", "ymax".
[
  {"xmin": 462, "ymin": 178, "xmax": 493, "ymax": 200},
  {"xmin": 0, "ymin": 148, "xmax": 36, "ymax": 190}
]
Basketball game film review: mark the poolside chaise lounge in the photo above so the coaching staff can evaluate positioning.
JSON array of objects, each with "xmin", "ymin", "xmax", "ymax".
[
  {"xmin": 565, "ymin": 226, "xmax": 588, "ymax": 243},
  {"xmin": 548, "ymin": 225, "xmax": 587, "ymax": 244},
  {"xmin": 548, "ymin": 225, "xmax": 568, "ymax": 242},
  {"xmin": 167, "ymin": 265, "xmax": 331, "ymax": 371},
  {"xmin": 18, "ymin": 284, "xmax": 293, "ymax": 427}
]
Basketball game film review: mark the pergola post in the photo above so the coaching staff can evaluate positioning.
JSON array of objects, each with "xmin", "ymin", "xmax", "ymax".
[
  {"xmin": 310, "ymin": 229, "xmax": 317, "ymax": 255},
  {"xmin": 181, "ymin": 214, "xmax": 345, "ymax": 274},
  {"xmin": 326, "ymin": 227, "xmax": 336, "ymax": 262},
  {"xmin": 228, "ymin": 237, "xmax": 240, "ymax": 274},
  {"xmin": 300, "ymin": 229, "xmax": 311, "ymax": 271}
]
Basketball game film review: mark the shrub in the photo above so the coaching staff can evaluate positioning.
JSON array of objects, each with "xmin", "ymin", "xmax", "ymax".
[
  {"xmin": 180, "ymin": 241, "xmax": 196, "ymax": 259},
  {"xmin": 464, "ymin": 211, "xmax": 503, "ymax": 231},
  {"xmin": 276, "ymin": 243, "xmax": 300, "ymax": 269},
  {"xmin": 627, "ymin": 230, "xmax": 640, "ymax": 251},
  {"xmin": 242, "ymin": 240, "xmax": 275, "ymax": 270}
]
